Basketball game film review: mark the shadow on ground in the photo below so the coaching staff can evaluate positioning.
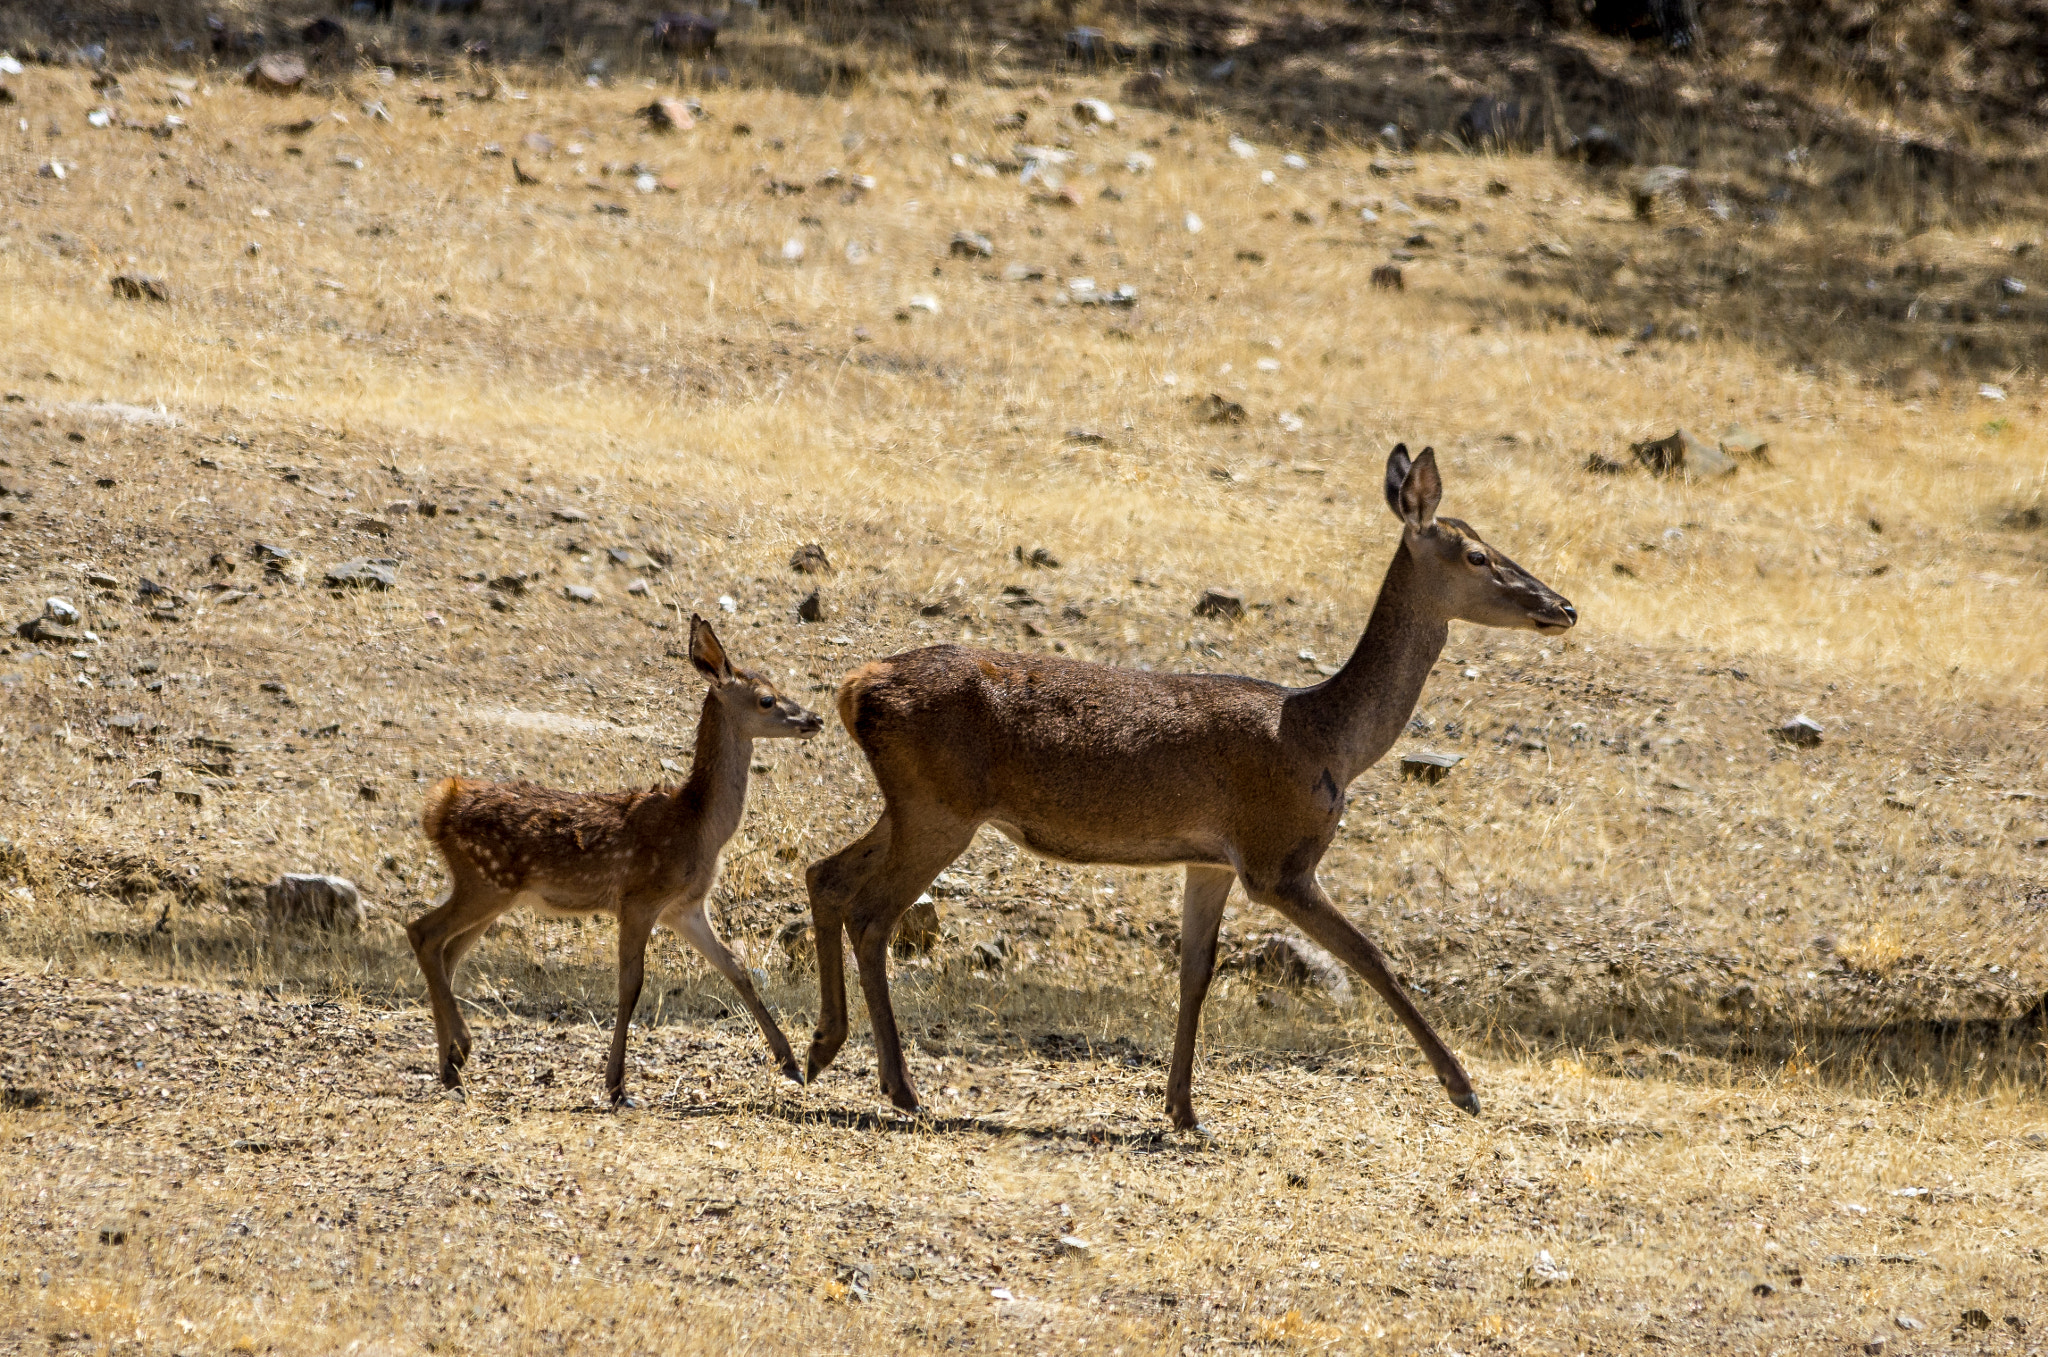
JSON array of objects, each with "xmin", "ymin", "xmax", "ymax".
[{"xmin": 58, "ymin": 916, "xmax": 2048, "ymax": 1104}]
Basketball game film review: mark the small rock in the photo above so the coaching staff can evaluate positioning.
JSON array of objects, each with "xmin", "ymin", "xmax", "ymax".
[
  {"xmin": 781, "ymin": 237, "xmax": 805, "ymax": 263},
  {"xmin": 1003, "ymin": 262, "xmax": 1046, "ymax": 282},
  {"xmin": 1369, "ymin": 265, "xmax": 1403, "ymax": 290},
  {"xmin": 246, "ymin": 53, "xmax": 307, "ymax": 93},
  {"xmin": 796, "ymin": 589, "xmax": 823, "ymax": 622},
  {"xmin": 552, "ymin": 506, "xmax": 588, "ymax": 523},
  {"xmin": 354, "ymin": 516, "xmax": 394, "ymax": 536},
  {"xmin": 907, "ymin": 294, "xmax": 940, "ymax": 314},
  {"xmin": 790, "ymin": 543, "xmax": 832, "ymax": 574},
  {"xmin": 1242, "ymin": 933, "xmax": 1352, "ymax": 1003},
  {"xmin": 627, "ymin": 579, "xmax": 650, "ymax": 596},
  {"xmin": 652, "ymin": 13, "xmax": 719, "ymax": 58},
  {"xmin": 1719, "ymin": 426, "xmax": 1770, "ymax": 461},
  {"xmin": 563, "ymin": 585, "xmax": 598, "ymax": 604},
  {"xmin": 1631, "ymin": 165, "xmax": 1692, "ymax": 218},
  {"xmin": 44, "ymin": 597, "xmax": 80, "ymax": 625},
  {"xmin": 323, "ymin": 558, "xmax": 397, "ymax": 590},
  {"xmin": 1893, "ymin": 1315, "xmax": 1923, "ymax": 1332},
  {"xmin": 776, "ymin": 919, "xmax": 814, "ymax": 965},
  {"xmin": 893, "ymin": 895, "xmax": 940, "ymax": 956},
  {"xmin": 1195, "ymin": 393, "xmax": 1247, "ymax": 424},
  {"xmin": 1400, "ymin": 750, "xmax": 1463, "ymax": 784},
  {"xmin": 1019, "ymin": 546, "xmax": 1060, "ymax": 569},
  {"xmin": 1193, "ymin": 587, "xmax": 1243, "ymax": 620},
  {"xmin": 1456, "ymin": 95, "xmax": 1533, "ymax": 148},
  {"xmin": 109, "ymin": 274, "xmax": 170, "ymax": 303},
  {"xmin": 1525, "ymin": 1249, "xmax": 1572, "ymax": 1288},
  {"xmin": 1863, "ymin": 1340, "xmax": 1887, "ymax": 1356},
  {"xmin": 18, "ymin": 617, "xmax": 81, "ymax": 644},
  {"xmin": 1631, "ymin": 428, "xmax": 1735, "ymax": 479},
  {"xmin": 1752, "ymin": 1282, "xmax": 1776, "ymax": 1298},
  {"xmin": 263, "ymin": 874, "xmax": 364, "ymax": 930},
  {"xmin": 1054, "ymin": 1235, "xmax": 1092, "ymax": 1257},
  {"xmin": 970, "ymin": 936, "xmax": 1009, "ymax": 971},
  {"xmin": 1775, "ymin": 714, "xmax": 1823, "ymax": 748},
  {"xmin": 1071, "ymin": 98, "xmax": 1114, "ymax": 126},
  {"xmin": 1184, "ymin": 212, "xmax": 1203, "ymax": 234},
  {"xmin": 1569, "ymin": 124, "xmax": 1634, "ymax": 166},
  {"xmin": 949, "ymin": 230, "xmax": 994, "ymax": 259}
]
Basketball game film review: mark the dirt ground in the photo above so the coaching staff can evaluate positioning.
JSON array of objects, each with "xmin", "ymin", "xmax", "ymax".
[{"xmin": 1, "ymin": 17, "xmax": 2047, "ymax": 1355}]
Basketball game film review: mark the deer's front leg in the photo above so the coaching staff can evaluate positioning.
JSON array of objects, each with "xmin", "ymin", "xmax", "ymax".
[{"xmin": 1255, "ymin": 874, "xmax": 1477, "ymax": 1116}]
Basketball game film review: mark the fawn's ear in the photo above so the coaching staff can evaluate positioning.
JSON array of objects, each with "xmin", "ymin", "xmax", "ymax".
[
  {"xmin": 688, "ymin": 614, "xmax": 733, "ymax": 682},
  {"xmin": 1393, "ymin": 446, "xmax": 1442, "ymax": 530}
]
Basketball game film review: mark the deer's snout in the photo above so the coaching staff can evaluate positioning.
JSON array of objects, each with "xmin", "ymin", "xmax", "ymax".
[
  {"xmin": 796, "ymin": 712, "xmax": 825, "ymax": 737},
  {"xmin": 1535, "ymin": 597, "xmax": 1577, "ymax": 632}
]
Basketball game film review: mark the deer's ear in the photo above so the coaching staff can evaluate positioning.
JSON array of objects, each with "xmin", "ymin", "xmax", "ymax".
[
  {"xmin": 1396, "ymin": 446, "xmax": 1442, "ymax": 529},
  {"xmin": 1383, "ymin": 444, "xmax": 1412, "ymax": 517},
  {"xmin": 688, "ymin": 614, "xmax": 732, "ymax": 682}
]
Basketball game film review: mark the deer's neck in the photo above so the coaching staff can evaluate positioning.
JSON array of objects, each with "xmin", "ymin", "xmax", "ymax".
[
  {"xmin": 1299, "ymin": 541, "xmax": 1448, "ymax": 783},
  {"xmin": 670, "ymin": 696, "xmax": 752, "ymax": 855}
]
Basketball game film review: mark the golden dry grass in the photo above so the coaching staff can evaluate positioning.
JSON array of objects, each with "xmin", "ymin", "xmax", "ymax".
[{"xmin": 1, "ymin": 37, "xmax": 2047, "ymax": 1356}]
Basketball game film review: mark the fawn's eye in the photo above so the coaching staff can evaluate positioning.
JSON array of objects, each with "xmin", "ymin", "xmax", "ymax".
[
  {"xmin": 757, "ymin": 693, "xmax": 776, "ymax": 709},
  {"xmin": 1465, "ymin": 549, "xmax": 1488, "ymax": 567}
]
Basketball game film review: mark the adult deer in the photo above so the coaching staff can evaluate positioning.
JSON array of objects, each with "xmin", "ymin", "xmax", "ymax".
[
  {"xmin": 803, "ymin": 445, "xmax": 1575, "ymax": 1130},
  {"xmin": 407, "ymin": 615, "xmax": 823, "ymax": 1104}
]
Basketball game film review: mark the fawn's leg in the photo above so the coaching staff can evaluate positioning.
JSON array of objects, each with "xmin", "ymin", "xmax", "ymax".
[
  {"xmin": 406, "ymin": 879, "xmax": 511, "ymax": 1089},
  {"xmin": 667, "ymin": 898, "xmax": 801, "ymax": 1081},
  {"xmin": 605, "ymin": 905, "xmax": 660, "ymax": 1106},
  {"xmin": 1165, "ymin": 866, "xmax": 1236, "ymax": 1133}
]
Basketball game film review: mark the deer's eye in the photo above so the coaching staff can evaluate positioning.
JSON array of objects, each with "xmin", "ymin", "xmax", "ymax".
[
  {"xmin": 1465, "ymin": 549, "xmax": 1489, "ymax": 567},
  {"xmin": 758, "ymin": 693, "xmax": 776, "ymax": 709}
]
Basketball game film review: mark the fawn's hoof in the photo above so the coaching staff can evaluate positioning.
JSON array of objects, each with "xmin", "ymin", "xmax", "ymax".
[{"xmin": 780, "ymin": 1060, "xmax": 805, "ymax": 1085}]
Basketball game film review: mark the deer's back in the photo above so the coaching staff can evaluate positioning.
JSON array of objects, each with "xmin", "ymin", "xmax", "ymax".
[{"xmin": 839, "ymin": 646, "xmax": 1315, "ymax": 863}]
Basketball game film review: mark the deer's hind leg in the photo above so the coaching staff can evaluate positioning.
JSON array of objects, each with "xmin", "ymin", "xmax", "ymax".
[
  {"xmin": 406, "ymin": 873, "xmax": 516, "ymax": 1090},
  {"xmin": 1166, "ymin": 865, "xmax": 1236, "ymax": 1133},
  {"xmin": 803, "ymin": 814, "xmax": 893, "ymax": 1082},
  {"xmin": 840, "ymin": 814, "xmax": 978, "ymax": 1113},
  {"xmin": 666, "ymin": 898, "xmax": 801, "ymax": 1081}
]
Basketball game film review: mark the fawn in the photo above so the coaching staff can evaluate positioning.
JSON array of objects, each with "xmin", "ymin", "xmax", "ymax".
[{"xmin": 407, "ymin": 615, "xmax": 822, "ymax": 1104}]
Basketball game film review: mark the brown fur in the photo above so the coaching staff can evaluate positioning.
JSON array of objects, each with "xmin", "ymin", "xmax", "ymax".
[
  {"xmin": 802, "ymin": 446, "xmax": 1576, "ymax": 1130},
  {"xmin": 404, "ymin": 616, "xmax": 822, "ymax": 1104}
]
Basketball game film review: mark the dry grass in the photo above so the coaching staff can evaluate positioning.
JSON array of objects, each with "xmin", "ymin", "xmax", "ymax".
[{"xmin": 1, "ymin": 40, "xmax": 2047, "ymax": 1356}]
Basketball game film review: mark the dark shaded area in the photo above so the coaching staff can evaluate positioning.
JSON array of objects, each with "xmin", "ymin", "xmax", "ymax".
[
  {"xmin": 8, "ymin": 2, "xmax": 2048, "ymax": 382},
  {"xmin": 74, "ymin": 915, "xmax": 2048, "ymax": 1104}
]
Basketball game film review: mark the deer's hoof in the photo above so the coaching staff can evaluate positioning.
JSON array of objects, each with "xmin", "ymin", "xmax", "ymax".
[
  {"xmin": 780, "ymin": 1060, "xmax": 805, "ymax": 1085},
  {"xmin": 885, "ymin": 1085, "xmax": 921, "ymax": 1114}
]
